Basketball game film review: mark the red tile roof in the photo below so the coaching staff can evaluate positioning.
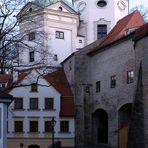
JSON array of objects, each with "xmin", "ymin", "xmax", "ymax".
[
  {"xmin": 134, "ymin": 23, "xmax": 148, "ymax": 41},
  {"xmin": 41, "ymin": 68, "xmax": 76, "ymax": 117},
  {"xmin": 44, "ymin": 69, "xmax": 73, "ymax": 96},
  {"xmin": 88, "ymin": 11, "xmax": 145, "ymax": 55},
  {"xmin": 44, "ymin": 69, "xmax": 75, "ymax": 117}
]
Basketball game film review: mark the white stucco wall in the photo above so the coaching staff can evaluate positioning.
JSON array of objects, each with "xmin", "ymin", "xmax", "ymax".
[
  {"xmin": 74, "ymin": 0, "xmax": 129, "ymax": 45},
  {"xmin": 8, "ymin": 71, "xmax": 75, "ymax": 139}
]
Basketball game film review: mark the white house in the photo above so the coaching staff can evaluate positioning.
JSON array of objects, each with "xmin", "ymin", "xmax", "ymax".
[
  {"xmin": 0, "ymin": 91, "xmax": 13, "ymax": 148},
  {"xmin": 7, "ymin": 69, "xmax": 75, "ymax": 148}
]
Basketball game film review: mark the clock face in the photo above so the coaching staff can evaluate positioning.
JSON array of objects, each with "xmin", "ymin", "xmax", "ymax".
[
  {"xmin": 77, "ymin": 1, "xmax": 87, "ymax": 12},
  {"xmin": 117, "ymin": 0, "xmax": 126, "ymax": 11}
]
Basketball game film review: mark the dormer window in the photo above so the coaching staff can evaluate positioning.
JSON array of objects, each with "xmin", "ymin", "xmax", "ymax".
[{"xmin": 59, "ymin": 7, "xmax": 63, "ymax": 11}]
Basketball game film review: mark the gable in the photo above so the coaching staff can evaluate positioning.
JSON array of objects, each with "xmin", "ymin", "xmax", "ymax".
[
  {"xmin": 17, "ymin": 2, "xmax": 43, "ymax": 20},
  {"xmin": 46, "ymin": 1, "xmax": 76, "ymax": 14}
]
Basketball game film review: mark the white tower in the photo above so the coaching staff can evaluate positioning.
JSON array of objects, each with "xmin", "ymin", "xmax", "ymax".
[{"xmin": 74, "ymin": 0, "xmax": 129, "ymax": 45}]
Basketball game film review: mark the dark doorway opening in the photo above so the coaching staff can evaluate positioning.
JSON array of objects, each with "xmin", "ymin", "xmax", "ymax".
[
  {"xmin": 28, "ymin": 145, "xmax": 40, "ymax": 148},
  {"xmin": 92, "ymin": 109, "xmax": 108, "ymax": 144}
]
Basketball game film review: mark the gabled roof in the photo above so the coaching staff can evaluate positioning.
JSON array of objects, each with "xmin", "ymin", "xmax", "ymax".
[
  {"xmin": 44, "ymin": 68, "xmax": 75, "ymax": 117},
  {"xmin": 0, "ymin": 69, "xmax": 75, "ymax": 117},
  {"xmin": 134, "ymin": 23, "xmax": 148, "ymax": 41},
  {"xmin": 0, "ymin": 90, "xmax": 13, "ymax": 106},
  {"xmin": 44, "ymin": 69, "xmax": 73, "ymax": 96},
  {"xmin": 88, "ymin": 11, "xmax": 145, "ymax": 55},
  {"xmin": 32, "ymin": 0, "xmax": 76, "ymax": 13}
]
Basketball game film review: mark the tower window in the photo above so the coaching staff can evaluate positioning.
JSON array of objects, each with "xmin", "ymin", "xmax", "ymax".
[
  {"xmin": 59, "ymin": 7, "xmax": 63, "ymax": 11},
  {"xmin": 97, "ymin": 24, "xmax": 107, "ymax": 39},
  {"xmin": 97, "ymin": 0, "xmax": 107, "ymax": 7},
  {"xmin": 56, "ymin": 31, "xmax": 64, "ymax": 39},
  {"xmin": 28, "ymin": 32, "xmax": 35, "ymax": 41},
  {"xmin": 29, "ymin": 51, "xmax": 35, "ymax": 62}
]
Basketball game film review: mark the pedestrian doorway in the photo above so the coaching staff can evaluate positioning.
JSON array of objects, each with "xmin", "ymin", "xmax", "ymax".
[{"xmin": 92, "ymin": 109, "xmax": 108, "ymax": 144}]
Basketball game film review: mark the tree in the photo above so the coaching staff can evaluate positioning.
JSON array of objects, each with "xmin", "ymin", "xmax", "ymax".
[{"xmin": 0, "ymin": 0, "xmax": 56, "ymax": 75}]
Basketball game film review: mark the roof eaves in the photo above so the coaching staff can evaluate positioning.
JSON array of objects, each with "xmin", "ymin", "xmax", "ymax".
[{"xmin": 88, "ymin": 32, "xmax": 134, "ymax": 56}]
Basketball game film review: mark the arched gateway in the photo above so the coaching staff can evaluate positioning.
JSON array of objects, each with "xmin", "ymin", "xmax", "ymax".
[{"xmin": 92, "ymin": 109, "xmax": 108, "ymax": 144}]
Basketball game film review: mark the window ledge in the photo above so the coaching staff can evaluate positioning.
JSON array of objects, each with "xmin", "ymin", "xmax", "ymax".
[
  {"xmin": 12, "ymin": 131, "xmax": 25, "ymax": 134},
  {"xmin": 27, "ymin": 132, "xmax": 40, "ymax": 134},
  {"xmin": 42, "ymin": 109, "xmax": 56, "ymax": 111},
  {"xmin": 58, "ymin": 131, "xmax": 71, "ymax": 134},
  {"xmin": 12, "ymin": 109, "xmax": 25, "ymax": 111},
  {"xmin": 27, "ymin": 109, "xmax": 41, "ymax": 111}
]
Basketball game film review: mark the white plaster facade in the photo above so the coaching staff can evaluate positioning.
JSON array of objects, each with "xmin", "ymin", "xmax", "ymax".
[
  {"xmin": 74, "ymin": 0, "xmax": 129, "ymax": 45},
  {"xmin": 7, "ymin": 71, "xmax": 75, "ymax": 147}
]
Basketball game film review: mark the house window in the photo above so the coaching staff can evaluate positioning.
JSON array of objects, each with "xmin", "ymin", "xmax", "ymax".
[
  {"xmin": 45, "ymin": 98, "xmax": 54, "ymax": 110},
  {"xmin": 127, "ymin": 70, "xmax": 134, "ymax": 84},
  {"xmin": 28, "ymin": 32, "xmax": 35, "ymax": 41},
  {"xmin": 29, "ymin": 51, "xmax": 35, "ymax": 62},
  {"xmin": 30, "ymin": 121, "xmax": 38, "ymax": 132},
  {"xmin": 31, "ymin": 83, "xmax": 38, "ymax": 92},
  {"xmin": 0, "ymin": 83, "xmax": 5, "ymax": 88},
  {"xmin": 14, "ymin": 98, "xmax": 23, "ymax": 109},
  {"xmin": 30, "ymin": 98, "xmax": 38, "ymax": 110},
  {"xmin": 79, "ymin": 39, "xmax": 82, "ymax": 43},
  {"xmin": 60, "ymin": 121, "xmax": 69, "ymax": 133},
  {"xmin": 56, "ymin": 31, "xmax": 64, "ymax": 39},
  {"xmin": 14, "ymin": 121, "xmax": 23, "ymax": 132},
  {"xmin": 111, "ymin": 75, "xmax": 116, "ymax": 88},
  {"xmin": 96, "ymin": 81, "xmax": 101, "ymax": 92},
  {"xmin": 45, "ymin": 121, "xmax": 52, "ymax": 132},
  {"xmin": 53, "ymin": 54, "xmax": 58, "ymax": 61},
  {"xmin": 97, "ymin": 24, "xmax": 107, "ymax": 39}
]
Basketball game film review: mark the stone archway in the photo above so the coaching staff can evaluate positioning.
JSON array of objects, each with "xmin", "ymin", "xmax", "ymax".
[
  {"xmin": 92, "ymin": 109, "xmax": 108, "ymax": 144},
  {"xmin": 28, "ymin": 144, "xmax": 40, "ymax": 148},
  {"xmin": 118, "ymin": 103, "xmax": 132, "ymax": 128}
]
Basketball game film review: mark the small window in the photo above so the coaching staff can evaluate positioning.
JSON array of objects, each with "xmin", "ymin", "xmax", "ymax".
[
  {"xmin": 30, "ymin": 98, "xmax": 38, "ymax": 110},
  {"xmin": 45, "ymin": 121, "xmax": 52, "ymax": 132},
  {"xmin": 0, "ymin": 83, "xmax": 5, "ymax": 88},
  {"xmin": 30, "ymin": 121, "xmax": 38, "ymax": 132},
  {"xmin": 111, "ymin": 75, "xmax": 116, "ymax": 88},
  {"xmin": 31, "ymin": 83, "xmax": 38, "ymax": 92},
  {"xmin": 14, "ymin": 98, "xmax": 23, "ymax": 109},
  {"xmin": 29, "ymin": 51, "xmax": 35, "ymax": 62},
  {"xmin": 56, "ymin": 31, "xmax": 64, "ymax": 39},
  {"xmin": 97, "ymin": 24, "xmax": 107, "ymax": 39},
  {"xmin": 97, "ymin": 0, "xmax": 107, "ymax": 7},
  {"xmin": 96, "ymin": 81, "xmax": 101, "ymax": 92},
  {"xmin": 127, "ymin": 70, "xmax": 134, "ymax": 84},
  {"xmin": 53, "ymin": 54, "xmax": 58, "ymax": 61},
  {"xmin": 14, "ymin": 121, "xmax": 23, "ymax": 133},
  {"xmin": 60, "ymin": 121, "xmax": 69, "ymax": 133},
  {"xmin": 79, "ymin": 39, "xmax": 82, "ymax": 43},
  {"xmin": 45, "ymin": 98, "xmax": 54, "ymax": 110},
  {"xmin": 69, "ymin": 61, "xmax": 72, "ymax": 71},
  {"xmin": 59, "ymin": 7, "xmax": 63, "ymax": 11},
  {"xmin": 28, "ymin": 32, "xmax": 35, "ymax": 41}
]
